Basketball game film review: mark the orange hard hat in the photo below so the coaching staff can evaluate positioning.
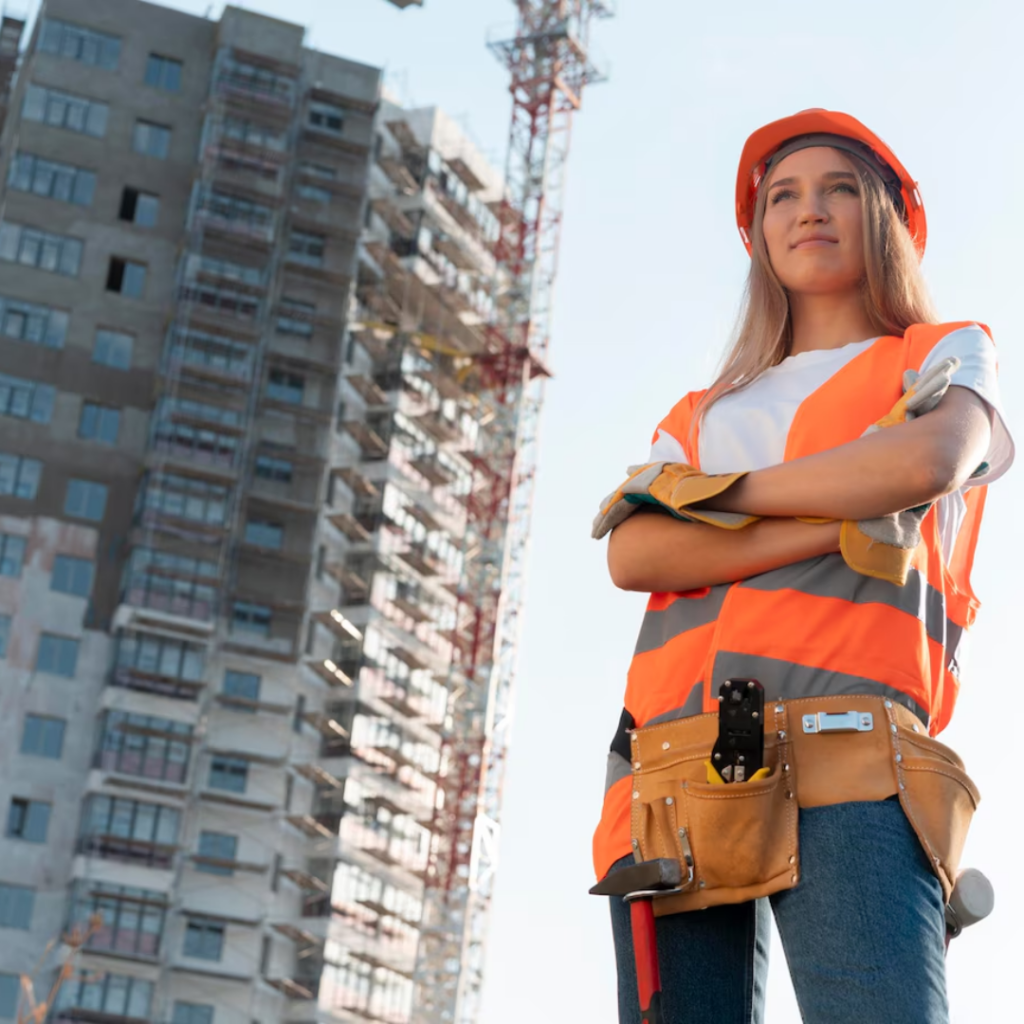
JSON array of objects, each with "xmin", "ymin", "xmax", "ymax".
[{"xmin": 735, "ymin": 109, "xmax": 926, "ymax": 257}]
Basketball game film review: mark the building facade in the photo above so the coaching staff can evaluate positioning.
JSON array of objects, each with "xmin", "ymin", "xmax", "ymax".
[{"xmin": 0, "ymin": 2, "xmax": 505, "ymax": 1022}]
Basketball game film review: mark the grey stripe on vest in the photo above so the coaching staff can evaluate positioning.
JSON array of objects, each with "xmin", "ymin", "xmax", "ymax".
[
  {"xmin": 741, "ymin": 556, "xmax": 946, "ymax": 647},
  {"xmin": 945, "ymin": 619, "xmax": 964, "ymax": 678},
  {"xmin": 633, "ymin": 586, "xmax": 730, "ymax": 656},
  {"xmin": 645, "ymin": 682, "xmax": 705, "ymax": 726},
  {"xmin": 605, "ymin": 751, "xmax": 634, "ymax": 793},
  {"xmin": 710, "ymin": 651, "xmax": 929, "ymax": 727}
]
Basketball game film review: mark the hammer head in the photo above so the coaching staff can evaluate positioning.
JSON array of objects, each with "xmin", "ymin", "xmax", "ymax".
[{"xmin": 589, "ymin": 858, "xmax": 683, "ymax": 897}]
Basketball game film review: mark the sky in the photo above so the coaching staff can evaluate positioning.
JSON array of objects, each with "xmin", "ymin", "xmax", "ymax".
[{"xmin": 22, "ymin": 0, "xmax": 1023, "ymax": 1020}]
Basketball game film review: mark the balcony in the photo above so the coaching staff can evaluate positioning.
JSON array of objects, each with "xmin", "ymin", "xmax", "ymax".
[
  {"xmin": 78, "ymin": 834, "xmax": 176, "ymax": 870},
  {"xmin": 108, "ymin": 664, "xmax": 204, "ymax": 701}
]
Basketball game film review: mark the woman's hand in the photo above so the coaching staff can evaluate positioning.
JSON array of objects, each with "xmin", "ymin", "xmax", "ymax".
[
  {"xmin": 608, "ymin": 510, "xmax": 842, "ymax": 593},
  {"xmin": 701, "ymin": 387, "xmax": 992, "ymax": 522}
]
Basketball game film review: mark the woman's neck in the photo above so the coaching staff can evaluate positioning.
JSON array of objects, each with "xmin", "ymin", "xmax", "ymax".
[{"xmin": 787, "ymin": 289, "xmax": 877, "ymax": 356}]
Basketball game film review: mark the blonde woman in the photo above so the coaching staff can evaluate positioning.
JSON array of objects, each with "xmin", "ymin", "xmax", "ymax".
[{"xmin": 592, "ymin": 110, "xmax": 1014, "ymax": 1023}]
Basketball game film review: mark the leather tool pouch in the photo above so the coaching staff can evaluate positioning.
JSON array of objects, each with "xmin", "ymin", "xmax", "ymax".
[{"xmin": 629, "ymin": 696, "xmax": 979, "ymax": 916}]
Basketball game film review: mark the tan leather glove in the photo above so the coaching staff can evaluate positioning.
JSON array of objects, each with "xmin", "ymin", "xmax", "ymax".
[
  {"xmin": 841, "ymin": 357, "xmax": 961, "ymax": 585},
  {"xmin": 592, "ymin": 462, "xmax": 758, "ymax": 540}
]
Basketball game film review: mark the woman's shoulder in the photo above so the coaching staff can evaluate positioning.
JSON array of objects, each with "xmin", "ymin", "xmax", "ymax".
[
  {"xmin": 651, "ymin": 389, "xmax": 708, "ymax": 446},
  {"xmin": 901, "ymin": 322, "xmax": 995, "ymax": 369}
]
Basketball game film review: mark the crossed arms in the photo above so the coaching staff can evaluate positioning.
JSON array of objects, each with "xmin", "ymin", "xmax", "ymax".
[{"xmin": 607, "ymin": 387, "xmax": 993, "ymax": 593}]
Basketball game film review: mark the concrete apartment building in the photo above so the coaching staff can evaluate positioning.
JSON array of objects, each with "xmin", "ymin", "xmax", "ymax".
[{"xmin": 0, "ymin": 2, "xmax": 505, "ymax": 1022}]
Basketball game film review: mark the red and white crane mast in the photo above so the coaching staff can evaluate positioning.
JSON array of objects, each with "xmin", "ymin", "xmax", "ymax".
[{"xmin": 412, "ymin": 3, "xmax": 611, "ymax": 1022}]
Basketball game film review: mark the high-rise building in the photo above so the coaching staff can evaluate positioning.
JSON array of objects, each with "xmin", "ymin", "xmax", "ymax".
[{"xmin": 0, "ymin": 2, "xmax": 506, "ymax": 1022}]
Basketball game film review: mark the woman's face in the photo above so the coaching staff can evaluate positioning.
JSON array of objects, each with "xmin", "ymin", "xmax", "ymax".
[{"xmin": 761, "ymin": 146, "xmax": 866, "ymax": 296}]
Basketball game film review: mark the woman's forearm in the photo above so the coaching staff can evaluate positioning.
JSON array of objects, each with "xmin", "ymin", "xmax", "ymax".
[
  {"xmin": 607, "ymin": 510, "xmax": 842, "ymax": 593},
  {"xmin": 703, "ymin": 387, "xmax": 992, "ymax": 521}
]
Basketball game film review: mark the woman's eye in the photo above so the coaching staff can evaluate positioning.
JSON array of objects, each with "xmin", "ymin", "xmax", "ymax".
[
  {"xmin": 770, "ymin": 189, "xmax": 795, "ymax": 204},
  {"xmin": 832, "ymin": 183, "xmax": 858, "ymax": 195}
]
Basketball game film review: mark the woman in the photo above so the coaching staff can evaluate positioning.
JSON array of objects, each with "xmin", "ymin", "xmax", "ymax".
[{"xmin": 592, "ymin": 110, "xmax": 1014, "ymax": 1023}]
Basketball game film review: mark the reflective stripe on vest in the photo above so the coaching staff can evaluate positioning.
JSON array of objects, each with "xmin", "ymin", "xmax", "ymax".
[{"xmin": 592, "ymin": 323, "xmax": 993, "ymax": 881}]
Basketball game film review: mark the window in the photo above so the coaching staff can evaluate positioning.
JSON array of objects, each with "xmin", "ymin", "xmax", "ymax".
[
  {"xmin": 145, "ymin": 54, "xmax": 182, "ymax": 92},
  {"xmin": 168, "ymin": 330, "xmax": 253, "ymax": 380},
  {"xmin": 0, "ymin": 222, "xmax": 82, "ymax": 276},
  {"xmin": 231, "ymin": 601, "xmax": 271, "ymax": 637},
  {"xmin": 244, "ymin": 519, "xmax": 283, "ymax": 549},
  {"xmin": 196, "ymin": 831, "xmax": 237, "ymax": 875},
  {"xmin": 116, "ymin": 632, "xmax": 205, "ymax": 684},
  {"xmin": 255, "ymin": 455, "xmax": 293, "ymax": 483},
  {"xmin": 0, "ymin": 973, "xmax": 18, "ymax": 1019},
  {"xmin": 0, "ymin": 295, "xmax": 68, "ymax": 349},
  {"xmin": 197, "ymin": 190, "xmax": 274, "ymax": 237},
  {"xmin": 119, "ymin": 187, "xmax": 160, "ymax": 227},
  {"xmin": 287, "ymin": 229, "xmax": 326, "ymax": 266},
  {"xmin": 132, "ymin": 120, "xmax": 171, "ymax": 159},
  {"xmin": 20, "ymin": 715, "xmax": 65, "ymax": 759},
  {"xmin": 208, "ymin": 756, "xmax": 248, "ymax": 793},
  {"xmin": 219, "ymin": 55, "xmax": 294, "ymax": 104},
  {"xmin": 308, "ymin": 100, "xmax": 344, "ymax": 134},
  {"xmin": 55, "ymin": 973, "xmax": 152, "ymax": 1020},
  {"xmin": 69, "ymin": 880, "xmax": 166, "ymax": 958},
  {"xmin": 299, "ymin": 161, "xmax": 336, "ymax": 180},
  {"xmin": 183, "ymin": 919, "xmax": 224, "ymax": 960},
  {"xmin": 93, "ymin": 329, "xmax": 134, "ymax": 369},
  {"xmin": 141, "ymin": 473, "xmax": 229, "ymax": 525},
  {"xmin": 173, "ymin": 1002, "xmax": 214, "ymax": 1024},
  {"xmin": 36, "ymin": 633, "xmax": 79, "ymax": 677},
  {"xmin": 22, "ymin": 83, "xmax": 108, "ymax": 136},
  {"xmin": 7, "ymin": 152, "xmax": 95, "ymax": 206},
  {"xmin": 222, "ymin": 116, "xmax": 285, "ymax": 151},
  {"xmin": 78, "ymin": 402, "xmax": 120, "ymax": 445},
  {"xmin": 39, "ymin": 18, "xmax": 120, "ymax": 69},
  {"xmin": 276, "ymin": 298, "xmax": 315, "ymax": 337},
  {"xmin": 51, "ymin": 555, "xmax": 94, "ymax": 597},
  {"xmin": 106, "ymin": 257, "xmax": 147, "ymax": 297},
  {"xmin": 184, "ymin": 253, "xmax": 264, "ymax": 286},
  {"xmin": 124, "ymin": 548, "xmax": 218, "ymax": 623},
  {"xmin": 80, "ymin": 796, "xmax": 180, "ymax": 868},
  {"xmin": 0, "ymin": 453, "xmax": 41, "ymax": 499},
  {"xmin": 65, "ymin": 478, "xmax": 108, "ymax": 521},
  {"xmin": 179, "ymin": 281, "xmax": 259, "ymax": 319},
  {"xmin": 99, "ymin": 711, "xmax": 192, "ymax": 783},
  {"xmin": 0, "ymin": 533, "xmax": 25, "ymax": 577},
  {"xmin": 6, "ymin": 798, "xmax": 51, "ymax": 843},
  {"xmin": 0, "ymin": 883, "xmax": 34, "ymax": 929},
  {"xmin": 0, "ymin": 374, "xmax": 54, "ymax": 423},
  {"xmin": 297, "ymin": 183, "xmax": 331, "ymax": 205},
  {"xmin": 223, "ymin": 669, "xmax": 261, "ymax": 706},
  {"xmin": 0, "ymin": 616, "xmax": 8, "ymax": 658},
  {"xmin": 266, "ymin": 369, "xmax": 304, "ymax": 405}
]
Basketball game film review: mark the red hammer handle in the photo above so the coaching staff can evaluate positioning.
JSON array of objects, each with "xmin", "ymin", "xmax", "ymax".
[{"xmin": 630, "ymin": 898, "xmax": 665, "ymax": 1024}]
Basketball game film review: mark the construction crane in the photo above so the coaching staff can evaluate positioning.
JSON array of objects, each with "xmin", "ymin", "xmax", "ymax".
[{"xmin": 407, "ymin": 3, "xmax": 613, "ymax": 1022}]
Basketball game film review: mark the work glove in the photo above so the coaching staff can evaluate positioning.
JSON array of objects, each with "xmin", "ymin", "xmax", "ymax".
[
  {"xmin": 840, "ymin": 357, "xmax": 961, "ymax": 585},
  {"xmin": 592, "ymin": 462, "xmax": 759, "ymax": 540}
]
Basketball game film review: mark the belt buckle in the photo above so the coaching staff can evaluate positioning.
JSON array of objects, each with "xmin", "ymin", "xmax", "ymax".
[{"xmin": 801, "ymin": 711, "xmax": 874, "ymax": 734}]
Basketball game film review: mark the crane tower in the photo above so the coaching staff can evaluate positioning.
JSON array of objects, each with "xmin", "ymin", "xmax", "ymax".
[{"xmin": 410, "ymin": 3, "xmax": 612, "ymax": 1021}]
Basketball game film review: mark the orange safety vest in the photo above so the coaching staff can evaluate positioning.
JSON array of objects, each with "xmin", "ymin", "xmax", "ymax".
[{"xmin": 593, "ymin": 323, "xmax": 991, "ymax": 881}]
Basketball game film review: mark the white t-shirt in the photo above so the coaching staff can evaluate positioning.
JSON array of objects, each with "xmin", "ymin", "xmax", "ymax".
[{"xmin": 649, "ymin": 325, "xmax": 1015, "ymax": 561}]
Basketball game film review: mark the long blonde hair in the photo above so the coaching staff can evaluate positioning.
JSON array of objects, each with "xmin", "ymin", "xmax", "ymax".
[{"xmin": 694, "ymin": 149, "xmax": 937, "ymax": 431}]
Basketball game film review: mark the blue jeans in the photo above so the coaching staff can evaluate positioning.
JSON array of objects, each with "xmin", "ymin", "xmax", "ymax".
[{"xmin": 609, "ymin": 798, "xmax": 949, "ymax": 1023}]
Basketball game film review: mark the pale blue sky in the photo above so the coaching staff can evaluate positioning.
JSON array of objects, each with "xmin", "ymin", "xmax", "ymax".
[{"xmin": 26, "ymin": 1, "xmax": 1022, "ymax": 1020}]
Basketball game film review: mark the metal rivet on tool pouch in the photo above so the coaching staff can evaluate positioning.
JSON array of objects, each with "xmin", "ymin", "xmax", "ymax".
[
  {"xmin": 775, "ymin": 705, "xmax": 784, "ymax": 714},
  {"xmin": 782, "ymin": 763, "xmax": 790, "ymax": 773},
  {"xmin": 895, "ymin": 754, "xmax": 902, "ymax": 763},
  {"xmin": 899, "ymin": 782, "xmax": 905, "ymax": 790},
  {"xmin": 634, "ymin": 762, "xmax": 641, "ymax": 770},
  {"xmin": 891, "ymin": 724, "xmax": 897, "ymax": 734},
  {"xmin": 791, "ymin": 874, "xmax": 798, "ymax": 883},
  {"xmin": 633, "ymin": 791, "xmax": 639, "ymax": 799},
  {"xmin": 789, "ymin": 855, "xmax": 796, "ymax": 865},
  {"xmin": 778, "ymin": 731, "xmax": 786, "ymax": 740},
  {"xmin": 665, "ymin": 797, "xmax": 673, "ymax": 806},
  {"xmin": 884, "ymin": 700, "xmax": 892, "ymax": 708},
  {"xmin": 662, "ymin": 742, "xmax": 670, "ymax": 750},
  {"xmin": 785, "ymin": 791, "xmax": 794, "ymax": 800},
  {"xmin": 698, "ymin": 880, "xmax": 706, "ymax": 889}
]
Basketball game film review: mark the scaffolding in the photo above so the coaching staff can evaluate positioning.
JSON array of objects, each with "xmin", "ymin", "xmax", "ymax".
[{"xmin": 411, "ymin": 4, "xmax": 612, "ymax": 1022}]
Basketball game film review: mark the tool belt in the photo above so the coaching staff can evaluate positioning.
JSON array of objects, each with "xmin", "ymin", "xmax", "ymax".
[{"xmin": 630, "ymin": 695, "xmax": 980, "ymax": 916}]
